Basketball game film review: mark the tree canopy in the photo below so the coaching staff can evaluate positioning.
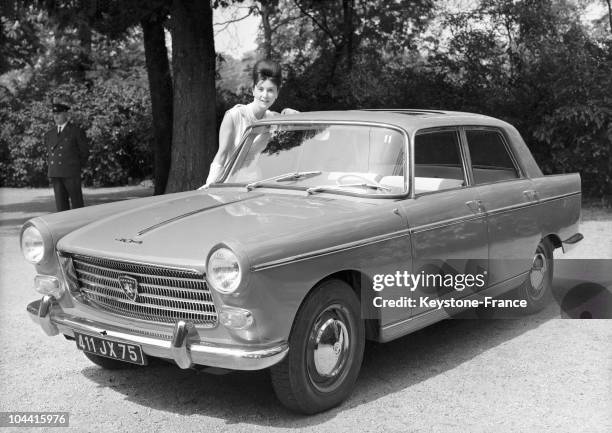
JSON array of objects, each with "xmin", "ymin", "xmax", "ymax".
[{"xmin": 1, "ymin": 0, "xmax": 610, "ymax": 198}]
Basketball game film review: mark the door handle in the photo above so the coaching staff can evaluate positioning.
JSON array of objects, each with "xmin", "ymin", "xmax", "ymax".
[
  {"xmin": 523, "ymin": 190, "xmax": 539, "ymax": 201},
  {"xmin": 466, "ymin": 199, "xmax": 485, "ymax": 214}
]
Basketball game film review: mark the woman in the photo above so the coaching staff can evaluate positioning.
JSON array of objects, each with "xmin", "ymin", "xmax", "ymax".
[{"xmin": 205, "ymin": 59, "xmax": 296, "ymax": 184}]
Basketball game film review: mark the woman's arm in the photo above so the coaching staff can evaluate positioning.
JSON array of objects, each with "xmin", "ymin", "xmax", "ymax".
[
  {"xmin": 206, "ymin": 111, "xmax": 236, "ymax": 184},
  {"xmin": 281, "ymin": 108, "xmax": 300, "ymax": 115}
]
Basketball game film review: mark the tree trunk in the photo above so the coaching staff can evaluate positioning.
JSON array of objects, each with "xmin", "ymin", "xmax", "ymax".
[
  {"xmin": 606, "ymin": 0, "xmax": 612, "ymax": 34},
  {"xmin": 259, "ymin": 0, "xmax": 278, "ymax": 59},
  {"xmin": 77, "ymin": 20, "xmax": 92, "ymax": 80},
  {"xmin": 141, "ymin": 15, "xmax": 173, "ymax": 195},
  {"xmin": 260, "ymin": 2, "xmax": 273, "ymax": 59},
  {"xmin": 342, "ymin": 0, "xmax": 354, "ymax": 70},
  {"xmin": 165, "ymin": 0, "xmax": 217, "ymax": 192}
]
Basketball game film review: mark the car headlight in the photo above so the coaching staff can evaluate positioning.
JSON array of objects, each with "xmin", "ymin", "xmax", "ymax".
[
  {"xmin": 21, "ymin": 225, "xmax": 45, "ymax": 264},
  {"xmin": 207, "ymin": 247, "xmax": 242, "ymax": 294}
]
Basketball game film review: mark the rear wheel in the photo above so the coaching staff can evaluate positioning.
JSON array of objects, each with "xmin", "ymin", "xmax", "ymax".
[
  {"xmin": 270, "ymin": 279, "xmax": 365, "ymax": 414},
  {"xmin": 515, "ymin": 239, "xmax": 554, "ymax": 313}
]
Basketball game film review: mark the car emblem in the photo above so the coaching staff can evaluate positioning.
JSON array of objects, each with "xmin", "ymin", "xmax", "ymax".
[
  {"xmin": 115, "ymin": 238, "xmax": 143, "ymax": 244},
  {"xmin": 118, "ymin": 275, "xmax": 139, "ymax": 301}
]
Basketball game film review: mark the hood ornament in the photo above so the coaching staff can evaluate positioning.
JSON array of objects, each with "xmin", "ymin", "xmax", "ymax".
[{"xmin": 118, "ymin": 275, "xmax": 139, "ymax": 301}]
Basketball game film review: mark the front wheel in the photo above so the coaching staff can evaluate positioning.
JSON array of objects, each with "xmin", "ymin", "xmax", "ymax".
[
  {"xmin": 515, "ymin": 239, "xmax": 554, "ymax": 313},
  {"xmin": 270, "ymin": 279, "xmax": 365, "ymax": 414}
]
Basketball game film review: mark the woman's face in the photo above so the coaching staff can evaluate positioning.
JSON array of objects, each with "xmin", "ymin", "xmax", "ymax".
[{"xmin": 252, "ymin": 79, "xmax": 279, "ymax": 110}]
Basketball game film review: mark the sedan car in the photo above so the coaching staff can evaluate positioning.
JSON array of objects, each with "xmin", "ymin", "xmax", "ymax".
[{"xmin": 22, "ymin": 109, "xmax": 583, "ymax": 414}]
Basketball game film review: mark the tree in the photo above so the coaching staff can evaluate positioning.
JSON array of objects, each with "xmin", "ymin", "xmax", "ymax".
[
  {"xmin": 78, "ymin": 0, "xmax": 174, "ymax": 194},
  {"xmin": 430, "ymin": 0, "xmax": 612, "ymax": 197},
  {"xmin": 139, "ymin": 8, "xmax": 173, "ymax": 194},
  {"xmin": 164, "ymin": 0, "xmax": 217, "ymax": 192},
  {"xmin": 254, "ymin": 0, "xmax": 435, "ymax": 110}
]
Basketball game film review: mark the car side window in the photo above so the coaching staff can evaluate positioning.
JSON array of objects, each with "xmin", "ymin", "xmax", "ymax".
[
  {"xmin": 465, "ymin": 129, "xmax": 520, "ymax": 184},
  {"xmin": 414, "ymin": 130, "xmax": 466, "ymax": 194}
]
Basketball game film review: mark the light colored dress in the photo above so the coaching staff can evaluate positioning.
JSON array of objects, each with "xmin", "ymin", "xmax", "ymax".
[
  {"xmin": 227, "ymin": 104, "xmax": 277, "ymax": 149},
  {"xmin": 205, "ymin": 104, "xmax": 277, "ymax": 184}
]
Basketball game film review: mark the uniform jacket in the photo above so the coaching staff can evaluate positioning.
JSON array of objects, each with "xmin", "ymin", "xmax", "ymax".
[{"xmin": 44, "ymin": 122, "xmax": 89, "ymax": 178}]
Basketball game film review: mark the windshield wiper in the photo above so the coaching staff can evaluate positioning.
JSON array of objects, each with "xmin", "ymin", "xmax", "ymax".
[
  {"xmin": 306, "ymin": 183, "xmax": 392, "ymax": 195},
  {"xmin": 246, "ymin": 171, "xmax": 322, "ymax": 191}
]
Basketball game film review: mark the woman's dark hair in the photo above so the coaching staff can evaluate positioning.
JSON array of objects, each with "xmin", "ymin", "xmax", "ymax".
[{"xmin": 252, "ymin": 59, "xmax": 282, "ymax": 89}]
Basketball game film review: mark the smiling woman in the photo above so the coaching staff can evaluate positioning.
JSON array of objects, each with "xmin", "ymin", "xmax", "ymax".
[{"xmin": 206, "ymin": 60, "xmax": 295, "ymax": 185}]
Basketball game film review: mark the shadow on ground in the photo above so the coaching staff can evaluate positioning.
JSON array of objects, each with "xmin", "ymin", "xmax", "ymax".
[
  {"xmin": 80, "ymin": 302, "xmax": 561, "ymax": 427},
  {"xmin": 0, "ymin": 188, "xmax": 153, "ymax": 232}
]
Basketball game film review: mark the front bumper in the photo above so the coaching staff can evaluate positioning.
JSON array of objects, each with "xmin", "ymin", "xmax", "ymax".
[{"xmin": 27, "ymin": 297, "xmax": 288, "ymax": 371}]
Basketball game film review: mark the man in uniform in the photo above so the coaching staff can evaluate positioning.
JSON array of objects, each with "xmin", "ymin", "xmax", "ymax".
[{"xmin": 45, "ymin": 98, "xmax": 89, "ymax": 212}]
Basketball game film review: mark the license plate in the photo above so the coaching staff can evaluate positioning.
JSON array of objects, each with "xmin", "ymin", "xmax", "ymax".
[{"xmin": 74, "ymin": 332, "xmax": 146, "ymax": 365}]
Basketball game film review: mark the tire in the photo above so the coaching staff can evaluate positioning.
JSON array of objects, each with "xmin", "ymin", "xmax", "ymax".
[
  {"xmin": 515, "ymin": 239, "xmax": 554, "ymax": 314},
  {"xmin": 83, "ymin": 351, "xmax": 142, "ymax": 370},
  {"xmin": 270, "ymin": 279, "xmax": 365, "ymax": 414}
]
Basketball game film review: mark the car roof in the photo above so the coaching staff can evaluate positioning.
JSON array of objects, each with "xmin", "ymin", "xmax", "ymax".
[{"xmin": 255, "ymin": 109, "xmax": 511, "ymax": 133}]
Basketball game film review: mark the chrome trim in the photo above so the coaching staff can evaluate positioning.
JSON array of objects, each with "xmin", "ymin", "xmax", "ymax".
[
  {"xmin": 36, "ymin": 296, "xmax": 59, "ymax": 336},
  {"xmin": 409, "ymin": 214, "xmax": 486, "ymax": 235},
  {"xmin": 485, "ymin": 191, "xmax": 581, "ymax": 217},
  {"xmin": 563, "ymin": 233, "xmax": 583, "ymax": 244},
  {"xmin": 561, "ymin": 232, "xmax": 583, "ymax": 253},
  {"xmin": 253, "ymin": 212, "xmax": 487, "ymax": 271},
  {"xmin": 76, "ymin": 271, "xmax": 214, "ymax": 300},
  {"xmin": 70, "ymin": 254, "xmax": 217, "ymax": 326},
  {"xmin": 253, "ymin": 191, "xmax": 580, "ymax": 272},
  {"xmin": 68, "ymin": 253, "xmax": 203, "ymax": 276},
  {"xmin": 26, "ymin": 301, "xmax": 289, "ymax": 370},
  {"xmin": 362, "ymin": 108, "xmax": 446, "ymax": 115},
  {"xmin": 137, "ymin": 195, "xmax": 261, "ymax": 236},
  {"xmin": 381, "ymin": 271, "xmax": 530, "ymax": 335},
  {"xmin": 537, "ymin": 191, "xmax": 581, "ymax": 202},
  {"xmin": 220, "ymin": 121, "xmax": 411, "ymax": 198},
  {"xmin": 80, "ymin": 288, "xmax": 215, "ymax": 313},
  {"xmin": 251, "ymin": 228, "xmax": 412, "ymax": 271},
  {"xmin": 171, "ymin": 320, "xmax": 194, "ymax": 369},
  {"xmin": 485, "ymin": 200, "xmax": 539, "ymax": 216},
  {"xmin": 71, "ymin": 253, "xmax": 204, "ymax": 276}
]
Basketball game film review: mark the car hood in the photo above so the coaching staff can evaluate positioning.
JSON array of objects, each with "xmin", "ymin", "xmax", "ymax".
[{"xmin": 57, "ymin": 188, "xmax": 405, "ymax": 270}]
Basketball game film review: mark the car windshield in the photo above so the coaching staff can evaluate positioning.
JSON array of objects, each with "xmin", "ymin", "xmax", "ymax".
[{"xmin": 222, "ymin": 123, "xmax": 406, "ymax": 195}]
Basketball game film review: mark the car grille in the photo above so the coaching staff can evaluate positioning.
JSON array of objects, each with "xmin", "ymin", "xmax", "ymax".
[{"xmin": 70, "ymin": 254, "xmax": 217, "ymax": 326}]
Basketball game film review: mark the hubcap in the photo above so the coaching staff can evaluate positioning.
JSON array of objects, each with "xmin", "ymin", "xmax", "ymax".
[
  {"xmin": 307, "ymin": 304, "xmax": 352, "ymax": 392},
  {"xmin": 528, "ymin": 252, "xmax": 548, "ymax": 298}
]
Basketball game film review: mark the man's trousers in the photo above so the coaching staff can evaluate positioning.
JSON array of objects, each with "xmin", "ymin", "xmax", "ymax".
[{"xmin": 51, "ymin": 177, "xmax": 84, "ymax": 211}]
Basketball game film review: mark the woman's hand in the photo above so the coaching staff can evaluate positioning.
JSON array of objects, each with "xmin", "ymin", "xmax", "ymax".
[{"xmin": 281, "ymin": 108, "xmax": 300, "ymax": 115}]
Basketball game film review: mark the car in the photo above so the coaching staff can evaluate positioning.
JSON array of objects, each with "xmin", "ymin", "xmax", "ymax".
[{"xmin": 22, "ymin": 109, "xmax": 583, "ymax": 414}]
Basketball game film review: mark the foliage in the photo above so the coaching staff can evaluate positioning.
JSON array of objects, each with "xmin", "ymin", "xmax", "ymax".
[
  {"xmin": 424, "ymin": 0, "xmax": 612, "ymax": 197},
  {"xmin": 248, "ymin": 0, "xmax": 611, "ymax": 197},
  {"xmin": 2, "ymin": 0, "xmax": 611, "ymax": 198},
  {"xmin": 0, "ymin": 5, "xmax": 45, "ymax": 74},
  {"xmin": 0, "ymin": 78, "xmax": 153, "ymax": 187},
  {"xmin": 0, "ymin": 22, "xmax": 153, "ymax": 187}
]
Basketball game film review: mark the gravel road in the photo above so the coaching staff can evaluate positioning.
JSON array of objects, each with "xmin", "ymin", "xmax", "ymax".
[{"xmin": 1, "ymin": 187, "xmax": 610, "ymax": 433}]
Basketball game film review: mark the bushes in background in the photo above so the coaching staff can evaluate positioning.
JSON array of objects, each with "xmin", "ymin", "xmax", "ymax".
[{"xmin": 0, "ymin": 78, "xmax": 153, "ymax": 187}]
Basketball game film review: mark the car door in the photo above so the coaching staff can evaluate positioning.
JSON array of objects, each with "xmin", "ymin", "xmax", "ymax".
[
  {"xmin": 400, "ymin": 128, "xmax": 489, "ymax": 319},
  {"xmin": 461, "ymin": 127, "xmax": 541, "ymax": 290}
]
